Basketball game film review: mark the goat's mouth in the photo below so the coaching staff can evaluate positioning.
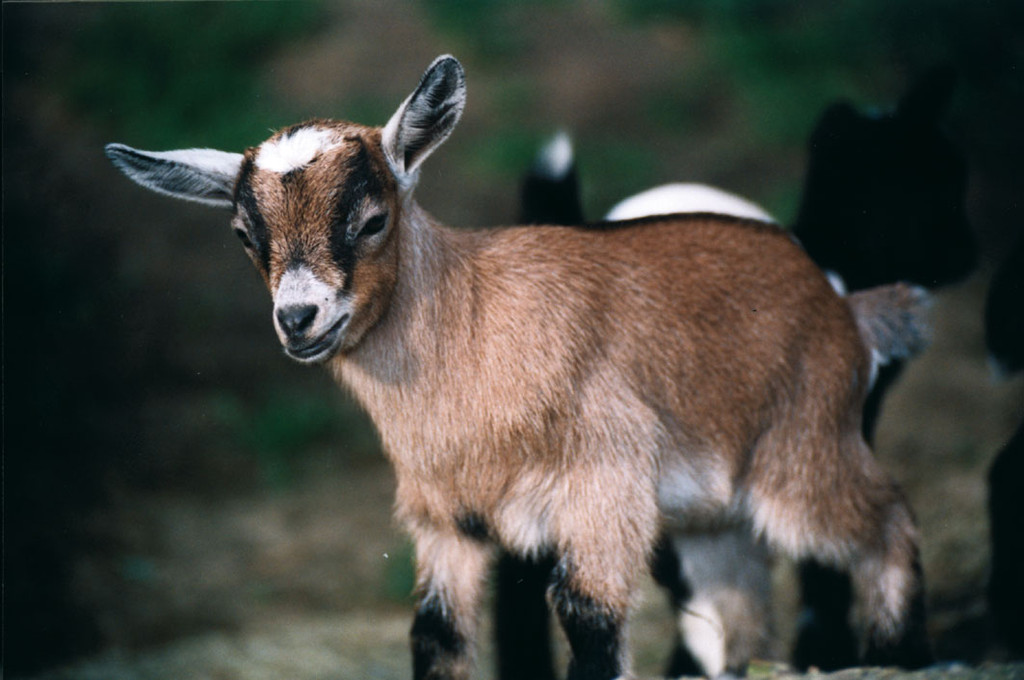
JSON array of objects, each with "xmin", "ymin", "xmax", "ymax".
[{"xmin": 284, "ymin": 314, "xmax": 349, "ymax": 364}]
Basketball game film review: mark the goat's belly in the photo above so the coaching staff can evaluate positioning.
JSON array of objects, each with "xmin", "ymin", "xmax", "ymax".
[
  {"xmin": 492, "ymin": 468, "xmax": 559, "ymax": 559},
  {"xmin": 657, "ymin": 455, "xmax": 739, "ymax": 532}
]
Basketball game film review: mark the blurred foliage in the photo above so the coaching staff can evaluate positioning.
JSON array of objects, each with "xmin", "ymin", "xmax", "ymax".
[
  {"xmin": 421, "ymin": 0, "xmax": 569, "ymax": 65},
  {"xmin": 577, "ymin": 138, "xmax": 660, "ymax": 217},
  {"xmin": 613, "ymin": 0, "xmax": 1024, "ymax": 144},
  {"xmin": 640, "ymin": 82, "xmax": 704, "ymax": 137},
  {"xmin": 213, "ymin": 389, "xmax": 379, "ymax": 492},
  {"xmin": 332, "ymin": 93, "xmax": 400, "ymax": 133},
  {"xmin": 4, "ymin": 113, "xmax": 144, "ymax": 671},
  {"xmin": 761, "ymin": 182, "xmax": 804, "ymax": 229},
  {"xmin": 60, "ymin": 2, "xmax": 325, "ymax": 150},
  {"xmin": 463, "ymin": 125, "xmax": 550, "ymax": 183},
  {"xmin": 381, "ymin": 540, "xmax": 418, "ymax": 604}
]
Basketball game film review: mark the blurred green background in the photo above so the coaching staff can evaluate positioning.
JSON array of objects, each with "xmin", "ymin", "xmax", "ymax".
[{"xmin": 4, "ymin": 1, "xmax": 1023, "ymax": 678}]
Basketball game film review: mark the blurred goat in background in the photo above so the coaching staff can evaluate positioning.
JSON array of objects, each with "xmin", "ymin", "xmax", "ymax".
[{"xmin": 985, "ymin": 235, "xmax": 1024, "ymax": 660}]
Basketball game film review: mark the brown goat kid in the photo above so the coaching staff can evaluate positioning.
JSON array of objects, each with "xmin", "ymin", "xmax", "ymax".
[{"xmin": 106, "ymin": 56, "xmax": 933, "ymax": 680}]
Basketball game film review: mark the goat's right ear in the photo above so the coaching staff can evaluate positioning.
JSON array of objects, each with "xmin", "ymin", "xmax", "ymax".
[
  {"xmin": 105, "ymin": 144, "xmax": 244, "ymax": 209},
  {"xmin": 381, "ymin": 55, "xmax": 466, "ymax": 184}
]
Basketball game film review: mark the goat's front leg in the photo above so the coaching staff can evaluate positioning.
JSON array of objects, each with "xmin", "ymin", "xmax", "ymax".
[
  {"xmin": 410, "ymin": 527, "xmax": 492, "ymax": 680},
  {"xmin": 550, "ymin": 555, "xmax": 631, "ymax": 680},
  {"xmin": 549, "ymin": 468, "xmax": 658, "ymax": 680}
]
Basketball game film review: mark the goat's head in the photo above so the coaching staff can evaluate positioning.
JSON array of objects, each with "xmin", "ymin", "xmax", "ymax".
[{"xmin": 106, "ymin": 55, "xmax": 466, "ymax": 364}]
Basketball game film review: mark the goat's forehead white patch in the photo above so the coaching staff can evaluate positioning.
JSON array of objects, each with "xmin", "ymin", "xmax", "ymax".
[{"xmin": 256, "ymin": 126, "xmax": 341, "ymax": 174}]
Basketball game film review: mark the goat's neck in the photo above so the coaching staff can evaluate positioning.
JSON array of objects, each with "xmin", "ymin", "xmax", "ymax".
[{"xmin": 330, "ymin": 202, "xmax": 477, "ymax": 448}]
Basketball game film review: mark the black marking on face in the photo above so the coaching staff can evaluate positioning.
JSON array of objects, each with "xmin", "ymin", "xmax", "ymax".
[
  {"xmin": 411, "ymin": 593, "xmax": 466, "ymax": 680},
  {"xmin": 455, "ymin": 512, "xmax": 490, "ymax": 543},
  {"xmin": 329, "ymin": 139, "xmax": 384, "ymax": 292},
  {"xmin": 280, "ymin": 167, "xmax": 304, "ymax": 185},
  {"xmin": 549, "ymin": 560, "xmax": 622, "ymax": 680},
  {"xmin": 233, "ymin": 157, "xmax": 271, "ymax": 271}
]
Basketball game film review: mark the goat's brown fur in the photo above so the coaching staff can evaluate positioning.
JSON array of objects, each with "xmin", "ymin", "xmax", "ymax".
[{"xmin": 105, "ymin": 55, "xmax": 933, "ymax": 679}]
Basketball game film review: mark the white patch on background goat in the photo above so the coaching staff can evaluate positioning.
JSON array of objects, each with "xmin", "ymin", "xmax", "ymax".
[
  {"xmin": 671, "ymin": 529, "xmax": 773, "ymax": 678},
  {"xmin": 534, "ymin": 131, "xmax": 574, "ymax": 180},
  {"xmin": 868, "ymin": 348, "xmax": 884, "ymax": 387},
  {"xmin": 658, "ymin": 457, "xmax": 734, "ymax": 529},
  {"xmin": 256, "ymin": 126, "xmax": 340, "ymax": 173},
  {"xmin": 988, "ymin": 353, "xmax": 1013, "ymax": 381},
  {"xmin": 605, "ymin": 183, "xmax": 776, "ymax": 223},
  {"xmin": 826, "ymin": 270, "xmax": 848, "ymax": 296},
  {"xmin": 681, "ymin": 597, "xmax": 726, "ymax": 677}
]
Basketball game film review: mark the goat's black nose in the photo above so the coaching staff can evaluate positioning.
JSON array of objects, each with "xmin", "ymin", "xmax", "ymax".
[{"xmin": 276, "ymin": 304, "xmax": 318, "ymax": 339}]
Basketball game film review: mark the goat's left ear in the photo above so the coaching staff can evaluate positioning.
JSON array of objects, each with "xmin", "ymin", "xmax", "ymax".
[
  {"xmin": 105, "ymin": 144, "xmax": 244, "ymax": 209},
  {"xmin": 382, "ymin": 55, "xmax": 466, "ymax": 183}
]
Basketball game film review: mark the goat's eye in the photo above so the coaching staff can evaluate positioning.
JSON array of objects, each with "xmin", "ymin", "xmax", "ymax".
[
  {"xmin": 234, "ymin": 227, "xmax": 254, "ymax": 249},
  {"xmin": 360, "ymin": 213, "xmax": 388, "ymax": 238}
]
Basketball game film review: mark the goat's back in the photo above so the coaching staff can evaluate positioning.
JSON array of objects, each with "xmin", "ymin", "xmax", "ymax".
[{"xmin": 462, "ymin": 214, "xmax": 867, "ymax": 456}]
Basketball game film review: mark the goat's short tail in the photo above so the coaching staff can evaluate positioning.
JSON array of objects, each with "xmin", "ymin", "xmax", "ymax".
[{"xmin": 847, "ymin": 283, "xmax": 932, "ymax": 369}]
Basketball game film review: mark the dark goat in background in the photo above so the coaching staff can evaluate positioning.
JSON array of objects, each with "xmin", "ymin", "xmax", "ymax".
[
  {"xmin": 790, "ymin": 67, "xmax": 976, "ymax": 671},
  {"xmin": 793, "ymin": 65, "xmax": 976, "ymax": 441},
  {"xmin": 499, "ymin": 68, "xmax": 974, "ymax": 679},
  {"xmin": 985, "ymin": 236, "xmax": 1024, "ymax": 659},
  {"xmin": 985, "ymin": 238, "xmax": 1024, "ymax": 379},
  {"xmin": 518, "ymin": 131, "xmax": 584, "ymax": 227}
]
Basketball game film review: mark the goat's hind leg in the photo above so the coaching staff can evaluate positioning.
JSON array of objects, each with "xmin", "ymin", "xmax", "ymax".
[
  {"xmin": 852, "ymin": 496, "xmax": 932, "ymax": 668},
  {"xmin": 750, "ymin": 434, "xmax": 932, "ymax": 669}
]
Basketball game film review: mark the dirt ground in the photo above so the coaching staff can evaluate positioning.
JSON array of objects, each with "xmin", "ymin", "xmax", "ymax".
[{"xmin": 5, "ymin": 2, "xmax": 1023, "ymax": 679}]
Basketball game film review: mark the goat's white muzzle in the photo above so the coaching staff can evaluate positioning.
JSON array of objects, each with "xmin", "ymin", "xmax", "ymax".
[{"xmin": 273, "ymin": 266, "xmax": 351, "ymax": 364}]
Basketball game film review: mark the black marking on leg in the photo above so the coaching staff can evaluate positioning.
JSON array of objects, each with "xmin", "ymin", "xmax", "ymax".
[
  {"xmin": 494, "ymin": 551, "xmax": 557, "ymax": 680},
  {"xmin": 550, "ymin": 561, "xmax": 622, "ymax": 680},
  {"xmin": 455, "ymin": 512, "xmax": 490, "ymax": 543},
  {"xmin": 411, "ymin": 594, "xmax": 465, "ymax": 680}
]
